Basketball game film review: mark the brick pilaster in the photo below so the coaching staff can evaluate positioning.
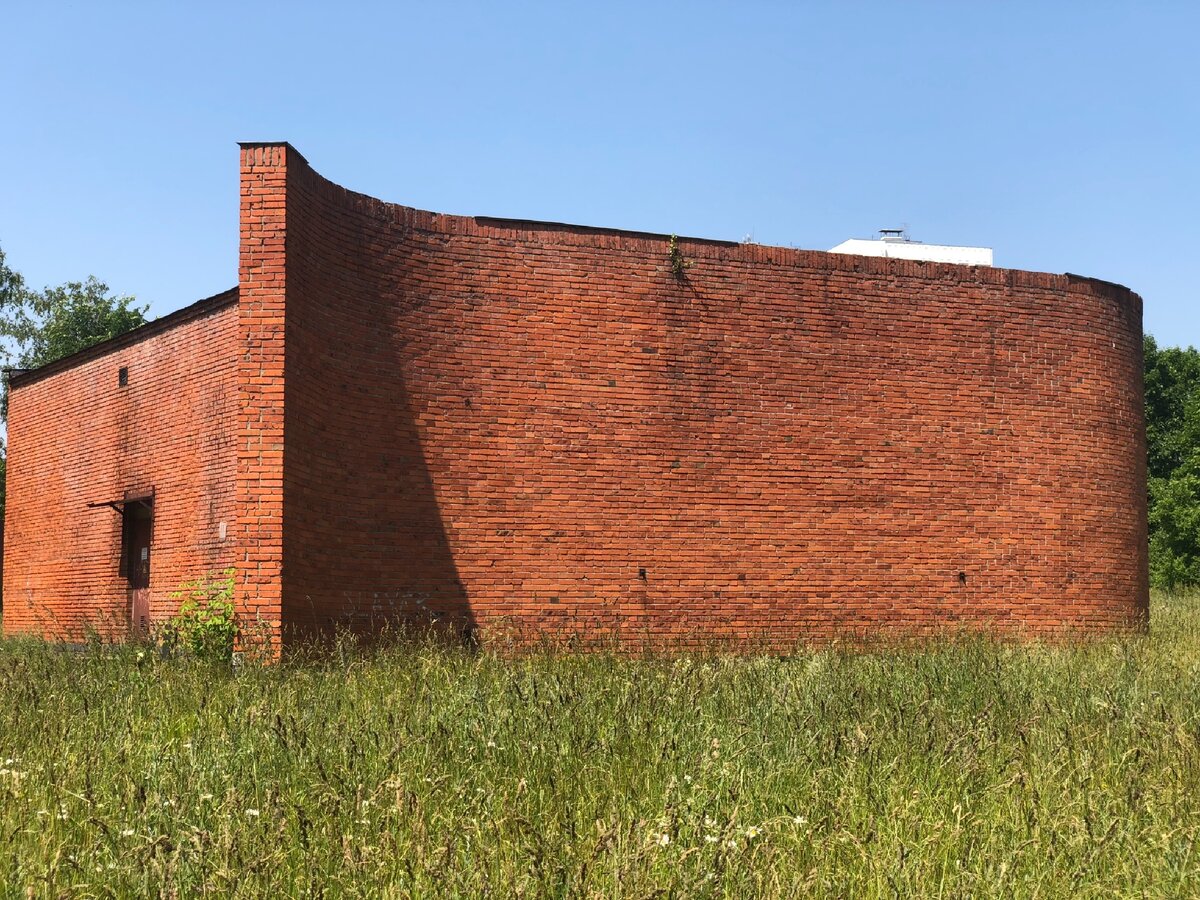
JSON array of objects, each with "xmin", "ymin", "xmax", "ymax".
[{"xmin": 235, "ymin": 142, "xmax": 291, "ymax": 652}]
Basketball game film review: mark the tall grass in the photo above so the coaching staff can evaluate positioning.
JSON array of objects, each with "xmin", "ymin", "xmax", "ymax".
[{"xmin": 2, "ymin": 595, "xmax": 1199, "ymax": 897}]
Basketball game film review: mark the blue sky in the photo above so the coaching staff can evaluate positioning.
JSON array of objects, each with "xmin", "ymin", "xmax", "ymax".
[{"xmin": 2, "ymin": 2, "xmax": 1197, "ymax": 346}]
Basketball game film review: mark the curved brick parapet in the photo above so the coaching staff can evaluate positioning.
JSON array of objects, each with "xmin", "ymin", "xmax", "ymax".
[{"xmin": 269, "ymin": 144, "xmax": 1147, "ymax": 645}]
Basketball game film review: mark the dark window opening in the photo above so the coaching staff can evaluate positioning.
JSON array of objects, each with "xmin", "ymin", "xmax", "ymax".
[{"xmin": 118, "ymin": 367, "xmax": 128, "ymax": 387}]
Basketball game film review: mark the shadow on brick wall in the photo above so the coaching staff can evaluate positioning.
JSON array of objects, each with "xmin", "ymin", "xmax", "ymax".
[{"xmin": 281, "ymin": 267, "xmax": 476, "ymax": 647}]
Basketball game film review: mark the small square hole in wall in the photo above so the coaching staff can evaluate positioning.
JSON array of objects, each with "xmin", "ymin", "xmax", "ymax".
[{"xmin": 118, "ymin": 367, "xmax": 128, "ymax": 387}]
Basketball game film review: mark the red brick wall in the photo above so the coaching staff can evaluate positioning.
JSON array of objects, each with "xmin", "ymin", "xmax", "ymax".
[
  {"xmin": 3, "ymin": 144, "xmax": 1147, "ymax": 648},
  {"xmin": 270, "ymin": 148, "xmax": 1148, "ymax": 646},
  {"xmin": 2, "ymin": 297, "xmax": 238, "ymax": 639}
]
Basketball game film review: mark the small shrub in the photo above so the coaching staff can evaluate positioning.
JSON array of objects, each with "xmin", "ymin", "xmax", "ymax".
[{"xmin": 160, "ymin": 568, "xmax": 237, "ymax": 662}]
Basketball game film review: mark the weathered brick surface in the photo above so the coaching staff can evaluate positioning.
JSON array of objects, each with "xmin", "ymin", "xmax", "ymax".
[
  {"xmin": 2, "ymin": 143, "xmax": 1148, "ymax": 648},
  {"xmin": 276, "ymin": 148, "xmax": 1148, "ymax": 645},
  {"xmin": 2, "ymin": 296, "xmax": 238, "ymax": 639}
]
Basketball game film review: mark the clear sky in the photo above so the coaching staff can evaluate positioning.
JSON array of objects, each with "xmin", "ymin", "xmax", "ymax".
[{"xmin": 2, "ymin": 2, "xmax": 1197, "ymax": 346}]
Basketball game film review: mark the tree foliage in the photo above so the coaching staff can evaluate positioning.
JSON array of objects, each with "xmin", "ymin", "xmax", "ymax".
[
  {"xmin": 1143, "ymin": 335, "xmax": 1200, "ymax": 590},
  {"xmin": 0, "ymin": 246, "xmax": 26, "ymax": 311},
  {"xmin": 0, "ymin": 276, "xmax": 147, "ymax": 374},
  {"xmin": 0, "ymin": 243, "xmax": 148, "ymax": 521},
  {"xmin": 0, "ymin": 245, "xmax": 147, "ymax": 411}
]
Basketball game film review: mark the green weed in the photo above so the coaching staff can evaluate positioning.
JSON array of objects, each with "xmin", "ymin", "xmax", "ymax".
[{"xmin": 158, "ymin": 569, "xmax": 238, "ymax": 663}]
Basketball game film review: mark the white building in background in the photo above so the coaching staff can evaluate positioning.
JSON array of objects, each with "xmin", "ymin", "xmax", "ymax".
[{"xmin": 830, "ymin": 229, "xmax": 993, "ymax": 267}]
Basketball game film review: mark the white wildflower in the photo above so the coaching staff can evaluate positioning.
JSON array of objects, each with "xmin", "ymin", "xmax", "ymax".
[
  {"xmin": 245, "ymin": 808, "xmax": 260, "ymax": 817},
  {"xmin": 792, "ymin": 815, "xmax": 808, "ymax": 826},
  {"xmin": 121, "ymin": 828, "xmax": 135, "ymax": 837},
  {"xmin": 744, "ymin": 825, "xmax": 761, "ymax": 840},
  {"xmin": 704, "ymin": 834, "xmax": 719, "ymax": 843},
  {"xmin": 656, "ymin": 833, "xmax": 671, "ymax": 847}
]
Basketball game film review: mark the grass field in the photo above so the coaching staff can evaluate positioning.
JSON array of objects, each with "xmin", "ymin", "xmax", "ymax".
[{"xmin": 2, "ymin": 596, "xmax": 1199, "ymax": 897}]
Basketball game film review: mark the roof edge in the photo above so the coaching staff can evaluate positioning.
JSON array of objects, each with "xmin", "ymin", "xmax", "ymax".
[
  {"xmin": 6, "ymin": 287, "xmax": 239, "ymax": 390},
  {"xmin": 473, "ymin": 215, "xmax": 742, "ymax": 249}
]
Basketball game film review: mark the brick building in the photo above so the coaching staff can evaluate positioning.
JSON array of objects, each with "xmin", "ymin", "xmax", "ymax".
[{"xmin": 1, "ymin": 143, "xmax": 1148, "ymax": 650}]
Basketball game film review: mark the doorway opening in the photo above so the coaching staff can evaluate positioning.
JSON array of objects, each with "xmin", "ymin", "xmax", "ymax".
[{"xmin": 121, "ymin": 498, "xmax": 153, "ymax": 630}]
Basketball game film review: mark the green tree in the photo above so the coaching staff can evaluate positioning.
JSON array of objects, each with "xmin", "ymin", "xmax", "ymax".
[
  {"xmin": 1148, "ymin": 473, "xmax": 1200, "ymax": 589},
  {"xmin": 0, "ymin": 246, "xmax": 23, "ymax": 526},
  {"xmin": 0, "ymin": 246, "xmax": 26, "ymax": 310},
  {"xmin": 0, "ymin": 243, "xmax": 148, "ymax": 522},
  {"xmin": 1, "ymin": 276, "xmax": 147, "ymax": 373},
  {"xmin": 1143, "ymin": 334, "xmax": 1200, "ymax": 591}
]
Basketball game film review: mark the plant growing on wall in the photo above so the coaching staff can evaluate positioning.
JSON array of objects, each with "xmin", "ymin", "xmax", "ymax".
[
  {"xmin": 667, "ymin": 235, "xmax": 691, "ymax": 280},
  {"xmin": 160, "ymin": 569, "xmax": 238, "ymax": 662}
]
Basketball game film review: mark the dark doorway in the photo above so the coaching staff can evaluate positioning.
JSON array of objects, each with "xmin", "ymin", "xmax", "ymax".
[{"xmin": 122, "ymin": 500, "xmax": 153, "ymax": 631}]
